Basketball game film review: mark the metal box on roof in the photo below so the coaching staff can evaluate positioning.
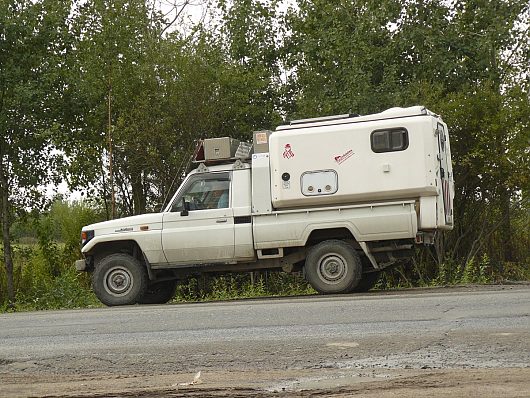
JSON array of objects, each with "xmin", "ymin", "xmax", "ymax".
[{"xmin": 204, "ymin": 137, "xmax": 240, "ymax": 160}]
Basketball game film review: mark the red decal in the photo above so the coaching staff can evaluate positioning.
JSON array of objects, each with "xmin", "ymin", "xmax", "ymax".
[
  {"xmin": 335, "ymin": 149, "xmax": 354, "ymax": 164},
  {"xmin": 283, "ymin": 144, "xmax": 295, "ymax": 159},
  {"xmin": 443, "ymin": 180, "xmax": 451, "ymax": 214}
]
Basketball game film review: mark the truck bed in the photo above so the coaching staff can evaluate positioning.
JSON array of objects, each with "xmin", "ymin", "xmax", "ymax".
[{"xmin": 252, "ymin": 200, "xmax": 417, "ymax": 249}]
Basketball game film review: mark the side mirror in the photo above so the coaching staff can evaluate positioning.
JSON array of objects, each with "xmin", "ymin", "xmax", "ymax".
[{"xmin": 180, "ymin": 198, "xmax": 190, "ymax": 216}]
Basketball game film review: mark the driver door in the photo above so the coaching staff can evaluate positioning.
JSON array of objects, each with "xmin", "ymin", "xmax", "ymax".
[{"xmin": 161, "ymin": 172, "xmax": 235, "ymax": 265}]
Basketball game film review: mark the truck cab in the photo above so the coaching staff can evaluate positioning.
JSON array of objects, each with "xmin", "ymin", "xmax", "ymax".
[{"xmin": 161, "ymin": 164, "xmax": 255, "ymax": 265}]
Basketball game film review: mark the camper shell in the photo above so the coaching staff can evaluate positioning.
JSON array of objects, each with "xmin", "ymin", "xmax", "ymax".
[{"xmin": 265, "ymin": 106, "xmax": 453, "ymax": 229}]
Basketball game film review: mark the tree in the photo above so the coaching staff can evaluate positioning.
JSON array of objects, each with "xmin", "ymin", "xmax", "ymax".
[
  {"xmin": 283, "ymin": 0, "xmax": 403, "ymax": 117},
  {"xmin": 284, "ymin": 0, "xmax": 529, "ymax": 276},
  {"xmin": 398, "ymin": 0, "xmax": 529, "ymax": 266},
  {"xmin": 0, "ymin": 0, "xmax": 72, "ymax": 306},
  {"xmin": 215, "ymin": 0, "xmax": 283, "ymax": 136},
  {"xmin": 67, "ymin": 0, "xmax": 284, "ymax": 217},
  {"xmin": 67, "ymin": 0, "xmax": 168, "ymax": 216}
]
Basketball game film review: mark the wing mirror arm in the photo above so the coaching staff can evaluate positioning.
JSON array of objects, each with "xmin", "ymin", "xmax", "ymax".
[{"xmin": 180, "ymin": 198, "xmax": 190, "ymax": 217}]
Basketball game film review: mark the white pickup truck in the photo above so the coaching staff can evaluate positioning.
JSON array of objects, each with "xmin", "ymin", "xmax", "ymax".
[{"xmin": 76, "ymin": 106, "xmax": 454, "ymax": 306}]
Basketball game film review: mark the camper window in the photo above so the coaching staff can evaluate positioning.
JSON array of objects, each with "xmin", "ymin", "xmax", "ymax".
[{"xmin": 371, "ymin": 128, "xmax": 408, "ymax": 153}]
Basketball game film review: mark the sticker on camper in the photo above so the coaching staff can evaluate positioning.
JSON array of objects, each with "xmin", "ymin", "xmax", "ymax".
[
  {"xmin": 255, "ymin": 132, "xmax": 268, "ymax": 145},
  {"xmin": 283, "ymin": 144, "xmax": 295, "ymax": 159},
  {"xmin": 334, "ymin": 149, "xmax": 354, "ymax": 164}
]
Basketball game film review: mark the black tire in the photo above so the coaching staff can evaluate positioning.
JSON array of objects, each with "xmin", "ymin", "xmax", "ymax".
[
  {"xmin": 305, "ymin": 240, "xmax": 362, "ymax": 294},
  {"xmin": 351, "ymin": 271, "xmax": 381, "ymax": 293},
  {"xmin": 138, "ymin": 280, "xmax": 178, "ymax": 304},
  {"xmin": 92, "ymin": 253, "xmax": 148, "ymax": 306}
]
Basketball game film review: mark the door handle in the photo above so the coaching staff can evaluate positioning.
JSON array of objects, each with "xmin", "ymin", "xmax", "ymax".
[{"xmin": 216, "ymin": 219, "xmax": 228, "ymax": 223}]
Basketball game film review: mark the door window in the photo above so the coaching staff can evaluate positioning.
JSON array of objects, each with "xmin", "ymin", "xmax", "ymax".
[{"xmin": 170, "ymin": 172, "xmax": 230, "ymax": 212}]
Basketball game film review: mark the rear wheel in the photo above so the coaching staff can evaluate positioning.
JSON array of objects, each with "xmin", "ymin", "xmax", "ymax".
[
  {"xmin": 92, "ymin": 253, "xmax": 148, "ymax": 306},
  {"xmin": 351, "ymin": 271, "xmax": 381, "ymax": 292},
  {"xmin": 138, "ymin": 280, "xmax": 178, "ymax": 304},
  {"xmin": 305, "ymin": 240, "xmax": 362, "ymax": 294}
]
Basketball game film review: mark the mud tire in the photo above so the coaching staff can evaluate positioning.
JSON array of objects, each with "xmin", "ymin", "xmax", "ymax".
[
  {"xmin": 92, "ymin": 253, "xmax": 148, "ymax": 306},
  {"xmin": 305, "ymin": 240, "xmax": 362, "ymax": 294}
]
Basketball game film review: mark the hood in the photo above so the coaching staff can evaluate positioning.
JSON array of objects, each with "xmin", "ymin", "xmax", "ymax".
[{"xmin": 83, "ymin": 213, "xmax": 164, "ymax": 234}]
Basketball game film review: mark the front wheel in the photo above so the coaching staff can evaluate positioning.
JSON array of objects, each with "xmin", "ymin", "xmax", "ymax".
[
  {"xmin": 92, "ymin": 253, "xmax": 148, "ymax": 306},
  {"xmin": 305, "ymin": 240, "xmax": 362, "ymax": 294}
]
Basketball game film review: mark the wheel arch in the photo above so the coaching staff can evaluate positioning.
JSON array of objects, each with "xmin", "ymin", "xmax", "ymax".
[
  {"xmin": 304, "ymin": 227, "xmax": 358, "ymax": 247},
  {"xmin": 85, "ymin": 240, "xmax": 153, "ymax": 279},
  {"xmin": 303, "ymin": 228, "xmax": 381, "ymax": 272}
]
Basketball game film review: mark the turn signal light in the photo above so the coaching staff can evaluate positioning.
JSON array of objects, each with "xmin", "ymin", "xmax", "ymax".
[{"xmin": 81, "ymin": 230, "xmax": 94, "ymax": 246}]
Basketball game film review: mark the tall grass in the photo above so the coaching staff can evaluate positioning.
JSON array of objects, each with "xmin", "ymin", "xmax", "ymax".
[
  {"xmin": 1, "ymin": 200, "xmax": 104, "ymax": 312},
  {"xmin": 174, "ymin": 272, "xmax": 315, "ymax": 303},
  {"xmin": 1, "ymin": 200, "xmax": 528, "ymax": 312}
]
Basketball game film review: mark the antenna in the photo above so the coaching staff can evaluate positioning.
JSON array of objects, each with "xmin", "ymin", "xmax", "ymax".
[{"xmin": 159, "ymin": 140, "xmax": 201, "ymax": 212}]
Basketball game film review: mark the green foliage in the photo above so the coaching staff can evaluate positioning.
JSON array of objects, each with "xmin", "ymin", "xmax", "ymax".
[
  {"xmin": 0, "ymin": 0, "xmax": 74, "ymax": 305},
  {"xmin": 461, "ymin": 254, "xmax": 492, "ymax": 284},
  {"xmin": 173, "ymin": 272, "xmax": 315, "ymax": 303},
  {"xmin": 62, "ymin": 0, "xmax": 285, "ymax": 217},
  {"xmin": 284, "ymin": 0, "xmax": 529, "ymax": 274},
  {"xmin": 14, "ymin": 251, "xmax": 100, "ymax": 312},
  {"xmin": 0, "ymin": 243, "xmax": 101, "ymax": 312},
  {"xmin": 1, "ymin": 0, "xmax": 529, "ymax": 311},
  {"xmin": 0, "ymin": 200, "xmax": 104, "ymax": 311},
  {"xmin": 46, "ymin": 200, "xmax": 105, "ymax": 261},
  {"xmin": 284, "ymin": 0, "xmax": 405, "ymax": 116},
  {"xmin": 0, "ymin": 0, "xmax": 73, "ymax": 206}
]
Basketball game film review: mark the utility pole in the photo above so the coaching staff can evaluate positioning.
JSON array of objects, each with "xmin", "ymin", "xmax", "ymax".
[{"xmin": 108, "ymin": 84, "xmax": 115, "ymax": 219}]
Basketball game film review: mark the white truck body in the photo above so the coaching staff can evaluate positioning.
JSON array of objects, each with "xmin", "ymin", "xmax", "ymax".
[{"xmin": 78, "ymin": 106, "xmax": 454, "ymax": 305}]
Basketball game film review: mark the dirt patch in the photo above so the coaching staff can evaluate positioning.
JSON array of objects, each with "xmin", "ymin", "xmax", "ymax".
[
  {"xmin": 2, "ymin": 332, "xmax": 529, "ymax": 397},
  {"xmin": 1, "ymin": 368, "xmax": 530, "ymax": 397}
]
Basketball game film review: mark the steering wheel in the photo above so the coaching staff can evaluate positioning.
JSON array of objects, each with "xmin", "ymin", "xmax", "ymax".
[{"xmin": 190, "ymin": 196, "xmax": 204, "ymax": 210}]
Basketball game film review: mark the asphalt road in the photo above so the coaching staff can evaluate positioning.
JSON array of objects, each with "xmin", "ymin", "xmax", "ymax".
[{"xmin": 1, "ymin": 284, "xmax": 529, "ymax": 397}]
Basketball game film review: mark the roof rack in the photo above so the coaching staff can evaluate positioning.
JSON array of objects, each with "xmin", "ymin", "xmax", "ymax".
[
  {"xmin": 277, "ymin": 106, "xmax": 433, "ymax": 132},
  {"xmin": 285, "ymin": 113, "xmax": 360, "ymax": 126},
  {"xmin": 192, "ymin": 138, "xmax": 253, "ymax": 164}
]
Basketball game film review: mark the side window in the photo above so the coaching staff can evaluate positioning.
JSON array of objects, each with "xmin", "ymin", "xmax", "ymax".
[
  {"xmin": 170, "ymin": 172, "xmax": 230, "ymax": 212},
  {"xmin": 371, "ymin": 128, "xmax": 409, "ymax": 153}
]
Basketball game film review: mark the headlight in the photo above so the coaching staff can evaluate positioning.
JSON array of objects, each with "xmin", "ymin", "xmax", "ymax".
[{"xmin": 81, "ymin": 230, "xmax": 94, "ymax": 246}]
